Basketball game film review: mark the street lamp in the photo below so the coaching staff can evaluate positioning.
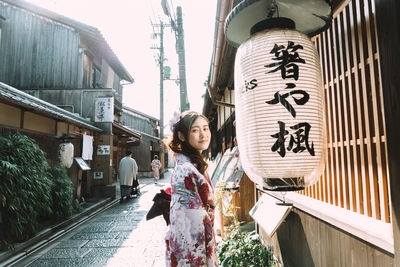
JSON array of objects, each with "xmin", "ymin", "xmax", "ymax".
[{"xmin": 225, "ymin": 0, "xmax": 332, "ymax": 191}]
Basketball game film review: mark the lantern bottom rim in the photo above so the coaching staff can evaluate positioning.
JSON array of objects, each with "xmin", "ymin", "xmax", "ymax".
[{"xmin": 262, "ymin": 177, "xmax": 306, "ymax": 191}]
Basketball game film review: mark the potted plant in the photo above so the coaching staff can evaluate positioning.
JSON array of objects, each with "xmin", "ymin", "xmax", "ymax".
[{"xmin": 217, "ymin": 224, "xmax": 280, "ymax": 267}]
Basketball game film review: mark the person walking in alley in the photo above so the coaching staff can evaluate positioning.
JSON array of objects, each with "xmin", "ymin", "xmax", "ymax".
[
  {"xmin": 165, "ymin": 111, "xmax": 218, "ymax": 266},
  {"xmin": 118, "ymin": 149, "xmax": 138, "ymax": 203},
  {"xmin": 151, "ymin": 155, "xmax": 162, "ymax": 184}
]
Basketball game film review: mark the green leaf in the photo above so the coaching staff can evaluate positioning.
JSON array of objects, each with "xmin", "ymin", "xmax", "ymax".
[
  {"xmin": 217, "ymin": 226, "xmax": 280, "ymax": 266},
  {"xmin": 0, "ymin": 133, "xmax": 54, "ymax": 242}
]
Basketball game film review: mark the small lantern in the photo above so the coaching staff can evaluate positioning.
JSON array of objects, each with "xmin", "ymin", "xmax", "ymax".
[
  {"xmin": 57, "ymin": 134, "xmax": 75, "ymax": 168},
  {"xmin": 225, "ymin": 0, "xmax": 332, "ymax": 191}
]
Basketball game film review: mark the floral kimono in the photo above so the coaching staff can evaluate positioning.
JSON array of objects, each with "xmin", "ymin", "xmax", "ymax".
[
  {"xmin": 151, "ymin": 159, "xmax": 162, "ymax": 179},
  {"xmin": 166, "ymin": 153, "xmax": 217, "ymax": 267}
]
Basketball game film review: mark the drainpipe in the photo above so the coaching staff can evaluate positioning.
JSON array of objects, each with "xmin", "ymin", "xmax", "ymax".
[{"xmin": 209, "ymin": 0, "xmax": 231, "ymax": 102}]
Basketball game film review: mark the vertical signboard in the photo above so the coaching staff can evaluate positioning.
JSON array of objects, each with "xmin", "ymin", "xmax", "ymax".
[{"xmin": 95, "ymin": 97, "xmax": 114, "ymax": 122}]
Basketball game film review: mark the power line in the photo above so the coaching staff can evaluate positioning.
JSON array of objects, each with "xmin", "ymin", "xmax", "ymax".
[
  {"xmin": 168, "ymin": 0, "xmax": 176, "ymax": 25},
  {"xmin": 148, "ymin": 0, "xmax": 158, "ymax": 25}
]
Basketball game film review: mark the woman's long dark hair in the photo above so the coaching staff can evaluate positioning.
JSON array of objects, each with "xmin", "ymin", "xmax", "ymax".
[{"xmin": 168, "ymin": 111, "xmax": 209, "ymax": 175}]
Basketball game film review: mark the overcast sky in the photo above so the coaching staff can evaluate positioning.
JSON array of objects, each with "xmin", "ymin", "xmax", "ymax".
[{"xmin": 26, "ymin": 0, "xmax": 217, "ymax": 129}]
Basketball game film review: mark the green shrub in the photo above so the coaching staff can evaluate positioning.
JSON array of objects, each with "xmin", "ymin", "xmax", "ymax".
[
  {"xmin": 0, "ymin": 133, "xmax": 53, "ymax": 244},
  {"xmin": 72, "ymin": 198, "xmax": 84, "ymax": 213},
  {"xmin": 48, "ymin": 165, "xmax": 73, "ymax": 219},
  {"xmin": 217, "ymin": 224, "xmax": 280, "ymax": 267}
]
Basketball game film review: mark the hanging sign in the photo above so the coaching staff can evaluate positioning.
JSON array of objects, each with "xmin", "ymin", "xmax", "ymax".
[
  {"xmin": 95, "ymin": 97, "xmax": 114, "ymax": 122},
  {"xmin": 97, "ymin": 145, "xmax": 110, "ymax": 155}
]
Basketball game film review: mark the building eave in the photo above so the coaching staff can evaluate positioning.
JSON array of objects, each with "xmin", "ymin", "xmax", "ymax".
[
  {"xmin": 0, "ymin": 82, "xmax": 102, "ymax": 132},
  {"xmin": 112, "ymin": 122, "xmax": 141, "ymax": 140}
]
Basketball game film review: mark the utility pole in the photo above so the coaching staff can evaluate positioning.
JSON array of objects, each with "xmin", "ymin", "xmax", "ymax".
[
  {"xmin": 151, "ymin": 21, "xmax": 166, "ymax": 173},
  {"xmin": 176, "ymin": 6, "xmax": 190, "ymax": 112},
  {"xmin": 161, "ymin": 1, "xmax": 190, "ymax": 112},
  {"xmin": 159, "ymin": 22, "xmax": 165, "ymax": 171}
]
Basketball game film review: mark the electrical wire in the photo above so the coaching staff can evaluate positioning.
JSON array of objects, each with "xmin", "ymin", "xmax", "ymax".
[
  {"xmin": 168, "ymin": 0, "xmax": 176, "ymax": 22},
  {"xmin": 148, "ymin": 0, "xmax": 158, "ymax": 24}
]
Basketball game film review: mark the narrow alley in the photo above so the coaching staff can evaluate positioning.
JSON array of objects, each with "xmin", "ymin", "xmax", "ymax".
[
  {"xmin": 1, "ymin": 0, "xmax": 399, "ymax": 266},
  {"xmin": 18, "ymin": 176, "xmax": 171, "ymax": 267}
]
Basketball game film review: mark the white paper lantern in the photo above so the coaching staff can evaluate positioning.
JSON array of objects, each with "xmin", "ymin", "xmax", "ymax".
[
  {"xmin": 59, "ymin": 142, "xmax": 74, "ymax": 168},
  {"xmin": 234, "ymin": 25, "xmax": 327, "ymax": 190}
]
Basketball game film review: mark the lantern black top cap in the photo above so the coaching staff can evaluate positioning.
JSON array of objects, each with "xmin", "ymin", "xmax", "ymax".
[
  {"xmin": 250, "ymin": 17, "xmax": 295, "ymax": 35},
  {"xmin": 57, "ymin": 134, "xmax": 75, "ymax": 140},
  {"xmin": 224, "ymin": 0, "xmax": 332, "ymax": 48}
]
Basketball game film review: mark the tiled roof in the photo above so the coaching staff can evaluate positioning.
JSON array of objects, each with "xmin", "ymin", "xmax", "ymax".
[{"xmin": 0, "ymin": 82, "xmax": 102, "ymax": 131}]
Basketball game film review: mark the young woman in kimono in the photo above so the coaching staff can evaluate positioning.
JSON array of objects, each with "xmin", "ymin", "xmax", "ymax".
[
  {"xmin": 165, "ymin": 111, "xmax": 217, "ymax": 267},
  {"xmin": 151, "ymin": 155, "xmax": 162, "ymax": 183}
]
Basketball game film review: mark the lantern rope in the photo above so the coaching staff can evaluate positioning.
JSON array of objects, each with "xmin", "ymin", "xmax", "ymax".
[{"xmin": 269, "ymin": 0, "xmax": 279, "ymax": 18}]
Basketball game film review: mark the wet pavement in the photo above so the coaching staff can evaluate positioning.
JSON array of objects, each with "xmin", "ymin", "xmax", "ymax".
[{"xmin": 18, "ymin": 174, "xmax": 171, "ymax": 267}]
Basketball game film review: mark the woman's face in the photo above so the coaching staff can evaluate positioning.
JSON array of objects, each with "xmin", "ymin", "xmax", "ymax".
[{"xmin": 187, "ymin": 116, "xmax": 211, "ymax": 152}]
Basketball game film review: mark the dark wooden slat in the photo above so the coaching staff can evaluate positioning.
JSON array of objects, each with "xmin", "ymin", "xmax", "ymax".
[
  {"xmin": 375, "ymin": 0, "xmax": 400, "ymax": 263},
  {"xmin": 0, "ymin": 4, "xmax": 81, "ymax": 89}
]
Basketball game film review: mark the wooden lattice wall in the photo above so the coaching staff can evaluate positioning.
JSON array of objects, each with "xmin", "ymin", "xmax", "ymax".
[{"xmin": 300, "ymin": 0, "xmax": 390, "ymax": 223}]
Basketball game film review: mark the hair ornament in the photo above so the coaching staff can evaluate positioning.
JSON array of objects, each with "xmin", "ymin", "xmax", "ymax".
[{"xmin": 169, "ymin": 111, "xmax": 181, "ymax": 132}]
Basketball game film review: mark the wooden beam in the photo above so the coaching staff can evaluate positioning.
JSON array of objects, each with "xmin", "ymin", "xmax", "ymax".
[{"xmin": 213, "ymin": 100, "xmax": 235, "ymax": 108}]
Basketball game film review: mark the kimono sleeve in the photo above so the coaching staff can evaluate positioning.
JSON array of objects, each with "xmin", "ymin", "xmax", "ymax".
[
  {"xmin": 180, "ymin": 165, "xmax": 211, "ymax": 208},
  {"xmin": 182, "ymin": 165, "xmax": 214, "ymax": 211}
]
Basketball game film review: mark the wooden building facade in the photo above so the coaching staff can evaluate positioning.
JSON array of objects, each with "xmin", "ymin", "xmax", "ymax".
[
  {"xmin": 120, "ymin": 106, "xmax": 160, "ymax": 177},
  {"xmin": 205, "ymin": 0, "xmax": 400, "ymax": 266},
  {"xmin": 0, "ymin": 0, "xmax": 137, "ymax": 195},
  {"xmin": 0, "ymin": 0, "xmax": 132, "ymax": 113},
  {"xmin": 0, "ymin": 82, "xmax": 102, "ymax": 200}
]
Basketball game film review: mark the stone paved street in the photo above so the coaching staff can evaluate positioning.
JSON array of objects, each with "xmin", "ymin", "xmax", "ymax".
[{"xmin": 20, "ymin": 174, "xmax": 171, "ymax": 267}]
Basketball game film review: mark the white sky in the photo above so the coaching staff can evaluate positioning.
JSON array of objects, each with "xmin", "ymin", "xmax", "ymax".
[{"xmin": 25, "ymin": 0, "xmax": 217, "ymax": 128}]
